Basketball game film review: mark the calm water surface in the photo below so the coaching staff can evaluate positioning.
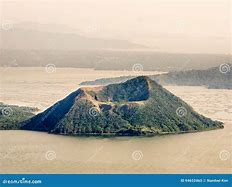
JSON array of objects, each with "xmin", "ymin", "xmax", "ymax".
[{"xmin": 0, "ymin": 68, "xmax": 231, "ymax": 173}]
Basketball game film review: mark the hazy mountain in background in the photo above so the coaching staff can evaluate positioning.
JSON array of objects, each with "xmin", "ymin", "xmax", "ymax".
[
  {"xmin": 0, "ymin": 22, "xmax": 230, "ymax": 71},
  {"xmin": 0, "ymin": 23, "xmax": 145, "ymax": 50},
  {"xmin": 0, "ymin": 49, "xmax": 230, "ymax": 71},
  {"xmin": 154, "ymin": 64, "xmax": 232, "ymax": 89},
  {"xmin": 80, "ymin": 64, "xmax": 232, "ymax": 89},
  {"xmin": 21, "ymin": 76, "xmax": 223, "ymax": 136},
  {"xmin": 13, "ymin": 22, "xmax": 82, "ymax": 34},
  {"xmin": 1, "ymin": 0, "xmax": 230, "ymax": 54}
]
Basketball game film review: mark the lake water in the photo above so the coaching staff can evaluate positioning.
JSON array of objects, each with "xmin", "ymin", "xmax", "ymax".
[
  {"xmin": 0, "ymin": 68, "xmax": 231, "ymax": 174},
  {"xmin": 0, "ymin": 67, "xmax": 161, "ymax": 111}
]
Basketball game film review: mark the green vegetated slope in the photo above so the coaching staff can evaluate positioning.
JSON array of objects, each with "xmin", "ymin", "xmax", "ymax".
[
  {"xmin": 21, "ymin": 76, "xmax": 223, "ymax": 136},
  {"xmin": 0, "ymin": 103, "xmax": 37, "ymax": 130}
]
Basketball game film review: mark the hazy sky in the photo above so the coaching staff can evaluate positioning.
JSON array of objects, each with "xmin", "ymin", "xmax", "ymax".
[{"xmin": 0, "ymin": 0, "xmax": 231, "ymax": 54}]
